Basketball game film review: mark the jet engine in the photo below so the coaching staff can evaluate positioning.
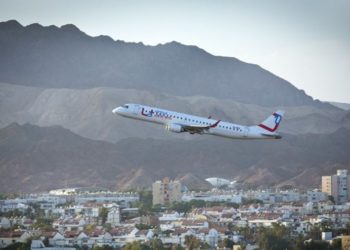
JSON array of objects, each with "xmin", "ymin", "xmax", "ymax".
[{"xmin": 165, "ymin": 123, "xmax": 184, "ymax": 133}]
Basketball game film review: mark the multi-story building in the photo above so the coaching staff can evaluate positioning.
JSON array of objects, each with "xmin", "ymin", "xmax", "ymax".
[
  {"xmin": 307, "ymin": 189, "xmax": 327, "ymax": 203},
  {"xmin": 322, "ymin": 169, "xmax": 350, "ymax": 204},
  {"xmin": 106, "ymin": 203, "xmax": 120, "ymax": 226},
  {"xmin": 152, "ymin": 177, "xmax": 181, "ymax": 205}
]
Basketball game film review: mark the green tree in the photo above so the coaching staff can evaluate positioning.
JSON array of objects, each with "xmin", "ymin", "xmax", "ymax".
[
  {"xmin": 3, "ymin": 208, "xmax": 23, "ymax": 217},
  {"xmin": 200, "ymin": 241, "xmax": 211, "ymax": 249},
  {"xmin": 30, "ymin": 203, "xmax": 45, "ymax": 218},
  {"xmin": 238, "ymin": 226, "xmax": 255, "ymax": 242},
  {"xmin": 227, "ymin": 222, "xmax": 235, "ymax": 232},
  {"xmin": 162, "ymin": 229, "xmax": 174, "ymax": 237},
  {"xmin": 337, "ymin": 222, "xmax": 350, "ymax": 236},
  {"xmin": 328, "ymin": 195, "xmax": 335, "ymax": 204},
  {"xmin": 294, "ymin": 234, "xmax": 307, "ymax": 250},
  {"xmin": 171, "ymin": 244, "xmax": 185, "ymax": 250},
  {"xmin": 151, "ymin": 204, "xmax": 164, "ymax": 213},
  {"xmin": 299, "ymin": 240, "xmax": 331, "ymax": 250},
  {"xmin": 218, "ymin": 238, "xmax": 235, "ymax": 249},
  {"xmin": 99, "ymin": 207, "xmax": 109, "ymax": 225},
  {"xmin": 3, "ymin": 242, "xmax": 29, "ymax": 250},
  {"xmin": 74, "ymin": 245, "xmax": 90, "ymax": 250},
  {"xmin": 345, "ymin": 222, "xmax": 350, "ymax": 235},
  {"xmin": 188, "ymin": 200, "xmax": 206, "ymax": 208},
  {"xmin": 11, "ymin": 223, "xmax": 24, "ymax": 230},
  {"xmin": 258, "ymin": 224, "xmax": 292, "ymax": 250},
  {"xmin": 320, "ymin": 219, "xmax": 333, "ymax": 232},
  {"xmin": 259, "ymin": 232, "xmax": 291, "ymax": 250},
  {"xmin": 42, "ymin": 237, "xmax": 50, "ymax": 247},
  {"xmin": 3, "ymin": 238, "xmax": 31, "ymax": 250},
  {"xmin": 133, "ymin": 190, "xmax": 153, "ymax": 216},
  {"xmin": 184, "ymin": 235, "xmax": 201, "ymax": 250},
  {"xmin": 25, "ymin": 206, "xmax": 33, "ymax": 217},
  {"xmin": 331, "ymin": 238, "xmax": 342, "ymax": 250},
  {"xmin": 149, "ymin": 238, "xmax": 164, "ymax": 250},
  {"xmin": 93, "ymin": 245, "xmax": 114, "ymax": 250},
  {"xmin": 104, "ymin": 223, "xmax": 112, "ymax": 231},
  {"xmin": 241, "ymin": 198, "xmax": 264, "ymax": 205},
  {"xmin": 32, "ymin": 218, "xmax": 53, "ymax": 230},
  {"xmin": 124, "ymin": 241, "xmax": 141, "ymax": 250},
  {"xmin": 124, "ymin": 241, "xmax": 150, "ymax": 250},
  {"xmin": 170, "ymin": 201, "xmax": 191, "ymax": 214},
  {"xmin": 85, "ymin": 224, "xmax": 96, "ymax": 233},
  {"xmin": 307, "ymin": 224, "xmax": 321, "ymax": 240},
  {"xmin": 225, "ymin": 202, "xmax": 240, "ymax": 209},
  {"xmin": 0, "ymin": 193, "xmax": 8, "ymax": 199},
  {"xmin": 135, "ymin": 223, "xmax": 152, "ymax": 230}
]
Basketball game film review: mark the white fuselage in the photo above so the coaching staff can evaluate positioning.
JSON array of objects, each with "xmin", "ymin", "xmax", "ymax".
[{"xmin": 113, "ymin": 103, "xmax": 282, "ymax": 140}]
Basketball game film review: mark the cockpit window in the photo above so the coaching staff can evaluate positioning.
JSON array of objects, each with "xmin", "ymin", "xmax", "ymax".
[{"xmin": 122, "ymin": 105, "xmax": 129, "ymax": 109}]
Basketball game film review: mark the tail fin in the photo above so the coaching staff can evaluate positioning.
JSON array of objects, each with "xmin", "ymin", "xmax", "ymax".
[{"xmin": 258, "ymin": 110, "xmax": 284, "ymax": 132}]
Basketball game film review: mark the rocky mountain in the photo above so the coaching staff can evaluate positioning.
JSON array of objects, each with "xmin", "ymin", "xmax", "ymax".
[
  {"xmin": 0, "ymin": 123, "xmax": 349, "ymax": 193},
  {"xmin": 329, "ymin": 102, "xmax": 350, "ymax": 110},
  {"xmin": 0, "ymin": 20, "xmax": 335, "ymax": 108},
  {"xmin": 1, "ymin": 83, "xmax": 348, "ymax": 143},
  {"xmin": 0, "ymin": 123, "xmax": 125, "ymax": 192}
]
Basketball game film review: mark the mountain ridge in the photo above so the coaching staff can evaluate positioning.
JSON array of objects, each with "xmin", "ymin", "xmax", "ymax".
[
  {"xmin": 329, "ymin": 101, "xmax": 350, "ymax": 110},
  {"xmin": 1, "ymin": 123, "xmax": 349, "ymax": 193},
  {"xmin": 0, "ymin": 19, "xmax": 334, "ymax": 108}
]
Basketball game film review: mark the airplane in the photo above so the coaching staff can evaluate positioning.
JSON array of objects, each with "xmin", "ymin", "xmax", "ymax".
[{"xmin": 112, "ymin": 103, "xmax": 284, "ymax": 139}]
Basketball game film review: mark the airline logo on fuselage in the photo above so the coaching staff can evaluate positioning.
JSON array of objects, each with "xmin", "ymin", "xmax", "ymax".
[
  {"xmin": 141, "ymin": 108, "xmax": 154, "ymax": 117},
  {"xmin": 141, "ymin": 108, "xmax": 172, "ymax": 119}
]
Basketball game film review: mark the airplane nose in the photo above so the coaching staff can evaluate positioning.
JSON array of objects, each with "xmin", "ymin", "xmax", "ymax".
[{"xmin": 112, "ymin": 107, "xmax": 120, "ymax": 114}]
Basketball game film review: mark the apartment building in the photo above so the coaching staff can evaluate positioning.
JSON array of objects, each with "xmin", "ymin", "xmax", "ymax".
[
  {"xmin": 322, "ymin": 170, "xmax": 350, "ymax": 204},
  {"xmin": 152, "ymin": 177, "xmax": 181, "ymax": 205}
]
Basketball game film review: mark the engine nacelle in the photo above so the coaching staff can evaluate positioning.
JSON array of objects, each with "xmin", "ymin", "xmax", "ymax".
[{"xmin": 166, "ymin": 123, "xmax": 184, "ymax": 133}]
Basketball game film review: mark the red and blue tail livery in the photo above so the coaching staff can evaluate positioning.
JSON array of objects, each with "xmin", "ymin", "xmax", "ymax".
[
  {"xmin": 258, "ymin": 111, "xmax": 284, "ymax": 132},
  {"xmin": 113, "ymin": 104, "xmax": 285, "ymax": 140}
]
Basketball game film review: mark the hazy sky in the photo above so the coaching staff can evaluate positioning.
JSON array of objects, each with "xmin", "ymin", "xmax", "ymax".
[{"xmin": 1, "ymin": 0, "xmax": 349, "ymax": 103}]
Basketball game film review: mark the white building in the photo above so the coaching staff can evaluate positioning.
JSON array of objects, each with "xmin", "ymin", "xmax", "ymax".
[
  {"xmin": 307, "ymin": 190, "xmax": 327, "ymax": 203},
  {"xmin": 182, "ymin": 192, "xmax": 242, "ymax": 203},
  {"xmin": 281, "ymin": 190, "xmax": 300, "ymax": 202},
  {"xmin": 322, "ymin": 169, "xmax": 350, "ymax": 204},
  {"xmin": 106, "ymin": 204, "xmax": 120, "ymax": 226},
  {"xmin": 0, "ymin": 217, "xmax": 11, "ymax": 229},
  {"xmin": 337, "ymin": 170, "xmax": 349, "ymax": 204},
  {"xmin": 205, "ymin": 178, "xmax": 231, "ymax": 188}
]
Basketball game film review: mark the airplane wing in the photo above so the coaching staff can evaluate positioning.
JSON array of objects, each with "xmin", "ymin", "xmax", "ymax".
[{"xmin": 177, "ymin": 120, "xmax": 221, "ymax": 134}]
